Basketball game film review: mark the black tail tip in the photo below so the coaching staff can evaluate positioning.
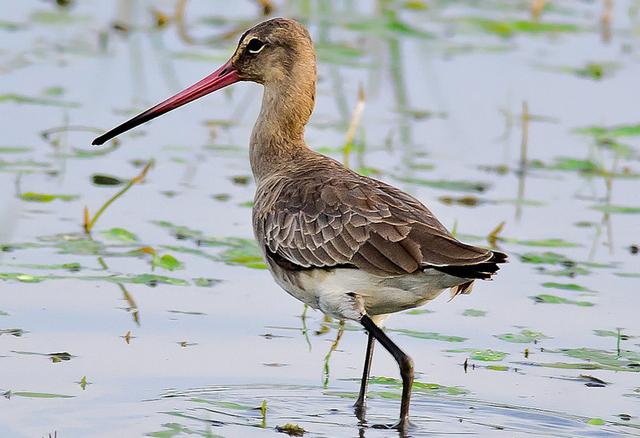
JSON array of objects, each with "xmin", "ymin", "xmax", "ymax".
[{"xmin": 491, "ymin": 251, "xmax": 508, "ymax": 264}]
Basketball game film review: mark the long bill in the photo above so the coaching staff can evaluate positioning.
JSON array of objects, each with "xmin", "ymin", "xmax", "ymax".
[{"xmin": 92, "ymin": 60, "xmax": 240, "ymax": 145}]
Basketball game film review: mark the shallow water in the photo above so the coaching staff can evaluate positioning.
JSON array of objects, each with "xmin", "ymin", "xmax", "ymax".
[{"xmin": 1, "ymin": 1, "xmax": 639, "ymax": 437}]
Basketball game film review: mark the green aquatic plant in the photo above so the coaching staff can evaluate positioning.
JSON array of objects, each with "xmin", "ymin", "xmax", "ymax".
[
  {"xmin": 532, "ymin": 294, "xmax": 594, "ymax": 307},
  {"xmin": 591, "ymin": 205, "xmax": 640, "ymax": 214},
  {"xmin": 84, "ymin": 161, "xmax": 153, "ymax": 234},
  {"xmin": 541, "ymin": 282, "xmax": 592, "ymax": 292},
  {"xmin": 462, "ymin": 309, "xmax": 486, "ymax": 317},
  {"xmin": 497, "ymin": 329, "xmax": 548, "ymax": 343},
  {"xmin": 461, "ymin": 17, "xmax": 579, "ymax": 37},
  {"xmin": 366, "ymin": 376, "xmax": 468, "ymax": 396},
  {"xmin": 18, "ymin": 192, "xmax": 78, "ymax": 203}
]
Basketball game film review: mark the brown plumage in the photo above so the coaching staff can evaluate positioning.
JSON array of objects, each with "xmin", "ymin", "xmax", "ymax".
[
  {"xmin": 92, "ymin": 17, "xmax": 507, "ymax": 433},
  {"xmin": 254, "ymin": 151, "xmax": 505, "ymax": 280}
]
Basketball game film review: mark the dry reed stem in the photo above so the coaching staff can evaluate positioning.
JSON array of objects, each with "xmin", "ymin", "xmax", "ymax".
[{"xmin": 343, "ymin": 85, "xmax": 366, "ymax": 169}]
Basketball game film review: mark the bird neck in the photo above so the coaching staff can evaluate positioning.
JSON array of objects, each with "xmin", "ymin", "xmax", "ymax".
[{"xmin": 250, "ymin": 70, "xmax": 316, "ymax": 182}]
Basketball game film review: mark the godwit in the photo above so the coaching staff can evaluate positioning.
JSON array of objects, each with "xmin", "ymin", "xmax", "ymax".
[{"xmin": 93, "ymin": 18, "xmax": 507, "ymax": 431}]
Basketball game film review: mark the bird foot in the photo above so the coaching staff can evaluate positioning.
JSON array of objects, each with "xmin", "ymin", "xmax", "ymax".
[{"xmin": 371, "ymin": 417, "xmax": 412, "ymax": 433}]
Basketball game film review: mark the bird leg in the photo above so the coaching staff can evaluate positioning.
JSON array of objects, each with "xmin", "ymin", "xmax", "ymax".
[
  {"xmin": 360, "ymin": 314, "xmax": 414, "ymax": 431},
  {"xmin": 354, "ymin": 331, "xmax": 375, "ymax": 420}
]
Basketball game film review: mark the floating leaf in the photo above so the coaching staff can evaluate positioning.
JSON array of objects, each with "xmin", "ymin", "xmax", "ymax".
[
  {"xmin": 168, "ymin": 310, "xmax": 206, "ymax": 316},
  {"xmin": 0, "ymin": 20, "xmax": 22, "ymax": 31},
  {"xmin": 541, "ymin": 282, "xmax": 591, "ymax": 292},
  {"xmin": 218, "ymin": 241, "xmax": 267, "ymax": 269},
  {"xmin": 152, "ymin": 254, "xmax": 183, "ymax": 271},
  {"xmin": 616, "ymin": 272, "xmax": 640, "ymax": 278},
  {"xmin": 587, "ymin": 418, "xmax": 605, "ymax": 426},
  {"xmin": 486, "ymin": 365, "xmax": 509, "ymax": 371},
  {"xmin": 100, "ymin": 228, "xmax": 138, "ymax": 242},
  {"xmin": 19, "ymin": 192, "xmax": 78, "ymax": 203},
  {"xmin": 594, "ymin": 330, "xmax": 634, "ymax": 340},
  {"xmin": 405, "ymin": 309, "xmax": 434, "ymax": 315},
  {"xmin": 0, "ymin": 273, "xmax": 44, "ymax": 283},
  {"xmin": 12, "ymin": 351, "xmax": 74, "ymax": 362},
  {"xmin": 545, "ymin": 63, "xmax": 619, "ymax": 80},
  {"xmin": 439, "ymin": 195, "xmax": 484, "ymax": 207},
  {"xmin": 592, "ymin": 205, "xmax": 640, "ymax": 214},
  {"xmin": 123, "ymin": 274, "xmax": 188, "ymax": 286},
  {"xmin": 500, "ymin": 237, "xmax": 580, "ymax": 248},
  {"xmin": 367, "ymin": 376, "xmax": 468, "ymax": 395},
  {"xmin": 447, "ymin": 349, "xmax": 508, "ymax": 361},
  {"xmin": 192, "ymin": 278, "xmax": 219, "ymax": 287},
  {"xmin": 347, "ymin": 11, "xmax": 433, "ymax": 39},
  {"xmin": 396, "ymin": 176, "xmax": 489, "ymax": 192},
  {"xmin": 463, "ymin": 309, "xmax": 486, "ymax": 317},
  {"xmin": 11, "ymin": 391, "xmax": 73, "ymax": 399},
  {"xmin": 31, "ymin": 10, "xmax": 90, "ymax": 25},
  {"xmin": 532, "ymin": 294, "xmax": 594, "ymax": 307},
  {"xmin": 561, "ymin": 348, "xmax": 640, "ymax": 371},
  {"xmin": 575, "ymin": 123, "xmax": 640, "ymax": 139},
  {"xmin": 520, "ymin": 252, "xmax": 572, "ymax": 265},
  {"xmin": 550, "ymin": 157, "xmax": 601, "ymax": 172},
  {"xmin": 463, "ymin": 18, "xmax": 579, "ymax": 37},
  {"xmin": 470, "ymin": 349, "xmax": 507, "ymax": 361},
  {"xmin": 0, "ymin": 146, "xmax": 32, "ymax": 154},
  {"xmin": 0, "ymin": 93, "xmax": 79, "ymax": 107},
  {"xmin": 390, "ymin": 328, "xmax": 466, "ymax": 342},
  {"xmin": 92, "ymin": 174, "xmax": 124, "ymax": 186},
  {"xmin": 497, "ymin": 329, "xmax": 548, "ymax": 343},
  {"xmin": 0, "ymin": 328, "xmax": 26, "ymax": 337}
]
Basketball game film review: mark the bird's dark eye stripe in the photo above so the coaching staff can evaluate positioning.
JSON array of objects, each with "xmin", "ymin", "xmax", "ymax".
[{"xmin": 246, "ymin": 38, "xmax": 265, "ymax": 53}]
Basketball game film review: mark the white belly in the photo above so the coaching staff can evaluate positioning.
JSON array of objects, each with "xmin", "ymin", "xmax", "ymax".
[{"xmin": 267, "ymin": 262, "xmax": 465, "ymax": 322}]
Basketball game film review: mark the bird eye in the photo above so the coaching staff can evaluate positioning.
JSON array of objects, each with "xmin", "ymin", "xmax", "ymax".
[{"xmin": 246, "ymin": 38, "xmax": 265, "ymax": 54}]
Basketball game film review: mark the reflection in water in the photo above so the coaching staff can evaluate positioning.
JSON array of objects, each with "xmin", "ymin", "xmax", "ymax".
[{"xmin": 515, "ymin": 101, "xmax": 529, "ymax": 222}]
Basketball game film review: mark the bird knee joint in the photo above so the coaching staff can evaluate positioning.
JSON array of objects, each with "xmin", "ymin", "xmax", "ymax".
[{"xmin": 400, "ymin": 354, "xmax": 414, "ymax": 374}]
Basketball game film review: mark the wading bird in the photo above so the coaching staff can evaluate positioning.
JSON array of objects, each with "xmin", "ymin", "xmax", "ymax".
[{"xmin": 93, "ymin": 18, "xmax": 506, "ymax": 432}]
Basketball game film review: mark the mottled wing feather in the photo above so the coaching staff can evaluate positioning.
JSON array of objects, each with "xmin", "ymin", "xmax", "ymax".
[{"xmin": 255, "ymin": 165, "xmax": 496, "ymax": 277}]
